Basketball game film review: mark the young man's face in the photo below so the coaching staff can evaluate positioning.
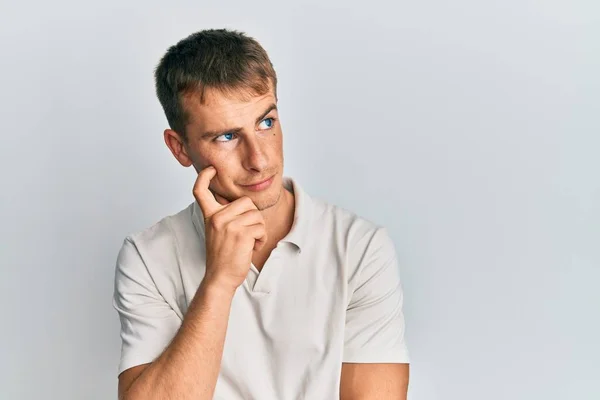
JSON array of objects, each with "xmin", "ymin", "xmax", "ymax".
[{"xmin": 168, "ymin": 85, "xmax": 285, "ymax": 211}]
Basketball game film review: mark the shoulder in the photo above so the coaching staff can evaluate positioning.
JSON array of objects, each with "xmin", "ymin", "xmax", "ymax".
[
  {"xmin": 312, "ymin": 196, "xmax": 387, "ymax": 244},
  {"xmin": 310, "ymin": 197, "xmax": 394, "ymax": 266},
  {"xmin": 124, "ymin": 202, "xmax": 195, "ymax": 252},
  {"xmin": 116, "ymin": 202, "xmax": 197, "ymax": 278}
]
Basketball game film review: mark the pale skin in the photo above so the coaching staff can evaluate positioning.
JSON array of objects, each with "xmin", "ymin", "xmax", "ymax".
[{"xmin": 117, "ymin": 84, "xmax": 409, "ymax": 399}]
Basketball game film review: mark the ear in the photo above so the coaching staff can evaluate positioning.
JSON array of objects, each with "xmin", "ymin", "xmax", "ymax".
[{"xmin": 164, "ymin": 129, "xmax": 193, "ymax": 167}]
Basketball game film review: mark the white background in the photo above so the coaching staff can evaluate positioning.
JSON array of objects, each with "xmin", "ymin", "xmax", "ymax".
[{"xmin": 1, "ymin": 1, "xmax": 598, "ymax": 399}]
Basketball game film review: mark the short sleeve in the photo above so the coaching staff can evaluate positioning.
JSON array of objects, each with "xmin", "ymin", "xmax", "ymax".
[
  {"xmin": 113, "ymin": 237, "xmax": 182, "ymax": 375},
  {"xmin": 343, "ymin": 227, "xmax": 410, "ymax": 363}
]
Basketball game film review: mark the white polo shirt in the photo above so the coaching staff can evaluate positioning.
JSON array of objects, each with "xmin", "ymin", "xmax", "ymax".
[{"xmin": 113, "ymin": 176, "xmax": 409, "ymax": 399}]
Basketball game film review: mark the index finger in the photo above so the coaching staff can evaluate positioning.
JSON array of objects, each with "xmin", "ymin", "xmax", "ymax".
[{"xmin": 193, "ymin": 166, "xmax": 221, "ymax": 219}]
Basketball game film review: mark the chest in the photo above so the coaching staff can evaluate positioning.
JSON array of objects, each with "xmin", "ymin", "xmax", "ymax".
[
  {"xmin": 178, "ymin": 243, "xmax": 351, "ymax": 397},
  {"xmin": 216, "ymin": 269, "xmax": 348, "ymax": 399}
]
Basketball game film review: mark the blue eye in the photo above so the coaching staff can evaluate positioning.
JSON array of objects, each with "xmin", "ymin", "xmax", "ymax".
[
  {"xmin": 214, "ymin": 132, "xmax": 235, "ymax": 142},
  {"xmin": 259, "ymin": 118, "xmax": 275, "ymax": 129},
  {"xmin": 213, "ymin": 118, "xmax": 276, "ymax": 143}
]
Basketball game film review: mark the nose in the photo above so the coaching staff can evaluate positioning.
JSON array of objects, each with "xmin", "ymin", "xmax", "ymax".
[{"xmin": 241, "ymin": 135, "xmax": 269, "ymax": 172}]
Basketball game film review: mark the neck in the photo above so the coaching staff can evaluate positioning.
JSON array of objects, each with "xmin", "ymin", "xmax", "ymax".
[{"xmin": 260, "ymin": 185, "xmax": 295, "ymax": 247}]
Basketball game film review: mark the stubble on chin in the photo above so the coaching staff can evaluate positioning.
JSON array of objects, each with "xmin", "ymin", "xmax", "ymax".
[{"xmin": 254, "ymin": 185, "xmax": 283, "ymax": 211}]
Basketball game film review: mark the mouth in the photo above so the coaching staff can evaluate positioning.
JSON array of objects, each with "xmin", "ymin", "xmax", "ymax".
[{"xmin": 240, "ymin": 174, "xmax": 276, "ymax": 192}]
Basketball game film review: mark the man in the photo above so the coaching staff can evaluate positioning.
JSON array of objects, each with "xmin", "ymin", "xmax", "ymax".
[{"xmin": 113, "ymin": 28, "xmax": 409, "ymax": 399}]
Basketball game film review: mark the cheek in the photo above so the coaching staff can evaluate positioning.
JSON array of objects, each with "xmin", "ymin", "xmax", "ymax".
[
  {"xmin": 193, "ymin": 146, "xmax": 223, "ymax": 168},
  {"xmin": 205, "ymin": 154, "xmax": 237, "ymax": 184},
  {"xmin": 273, "ymin": 136, "xmax": 284, "ymax": 160},
  {"xmin": 208, "ymin": 152, "xmax": 233, "ymax": 169}
]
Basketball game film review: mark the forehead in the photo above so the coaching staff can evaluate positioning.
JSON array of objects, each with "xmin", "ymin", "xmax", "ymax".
[{"xmin": 183, "ymin": 87, "xmax": 277, "ymax": 131}]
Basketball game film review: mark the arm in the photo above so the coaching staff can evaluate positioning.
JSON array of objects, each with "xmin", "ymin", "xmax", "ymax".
[
  {"xmin": 340, "ymin": 363, "xmax": 409, "ymax": 400},
  {"xmin": 116, "ymin": 166, "xmax": 267, "ymax": 400},
  {"xmin": 119, "ymin": 279, "xmax": 235, "ymax": 400},
  {"xmin": 340, "ymin": 226, "xmax": 410, "ymax": 399}
]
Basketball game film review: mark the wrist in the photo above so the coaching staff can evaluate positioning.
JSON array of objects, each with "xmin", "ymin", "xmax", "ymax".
[{"xmin": 200, "ymin": 275, "xmax": 238, "ymax": 299}]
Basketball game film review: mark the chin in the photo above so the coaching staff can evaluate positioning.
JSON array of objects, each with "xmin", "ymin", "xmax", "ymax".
[{"xmin": 248, "ymin": 182, "xmax": 282, "ymax": 211}]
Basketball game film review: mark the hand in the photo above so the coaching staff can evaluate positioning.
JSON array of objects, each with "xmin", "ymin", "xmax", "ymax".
[{"xmin": 193, "ymin": 166, "xmax": 268, "ymax": 292}]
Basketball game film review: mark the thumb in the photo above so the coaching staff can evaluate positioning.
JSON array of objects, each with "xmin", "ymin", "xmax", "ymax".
[{"xmin": 253, "ymin": 238, "xmax": 266, "ymax": 251}]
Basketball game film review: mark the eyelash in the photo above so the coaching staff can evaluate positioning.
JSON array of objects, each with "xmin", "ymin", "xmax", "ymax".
[{"xmin": 212, "ymin": 117, "xmax": 277, "ymax": 142}]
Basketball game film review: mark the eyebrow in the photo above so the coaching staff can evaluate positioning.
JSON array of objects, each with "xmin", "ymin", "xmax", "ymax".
[{"xmin": 199, "ymin": 103, "xmax": 278, "ymax": 139}]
